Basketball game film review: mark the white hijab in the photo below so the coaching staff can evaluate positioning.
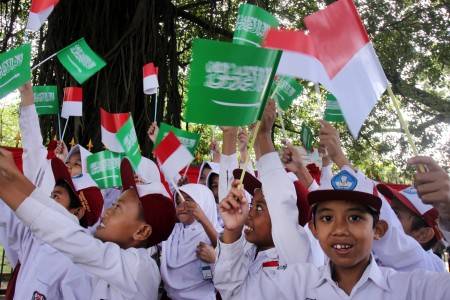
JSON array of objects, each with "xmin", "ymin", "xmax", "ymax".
[{"xmin": 161, "ymin": 184, "xmax": 219, "ymax": 294}]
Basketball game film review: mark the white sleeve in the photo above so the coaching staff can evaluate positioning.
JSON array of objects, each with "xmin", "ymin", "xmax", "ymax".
[
  {"xmin": 320, "ymin": 164, "xmax": 333, "ymax": 183},
  {"xmin": 213, "ymin": 235, "xmax": 252, "ymax": 300},
  {"xmin": 257, "ymin": 152, "xmax": 311, "ymax": 265},
  {"xmin": 19, "ymin": 105, "xmax": 48, "ymax": 183},
  {"xmin": 15, "ymin": 195, "xmax": 156, "ymax": 298},
  {"xmin": 308, "ymin": 180, "xmax": 319, "ymax": 192},
  {"xmin": 351, "ymin": 170, "xmax": 445, "ymax": 272},
  {"xmin": 219, "ymin": 153, "xmax": 239, "ymax": 202}
]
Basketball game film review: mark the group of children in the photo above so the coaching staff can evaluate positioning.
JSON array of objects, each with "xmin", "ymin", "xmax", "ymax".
[{"xmin": 0, "ymin": 83, "xmax": 448, "ymax": 299}]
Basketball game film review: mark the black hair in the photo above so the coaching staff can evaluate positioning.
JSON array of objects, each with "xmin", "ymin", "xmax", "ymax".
[
  {"xmin": 55, "ymin": 180, "xmax": 80, "ymax": 209},
  {"xmin": 410, "ymin": 215, "xmax": 438, "ymax": 251},
  {"xmin": 311, "ymin": 202, "xmax": 380, "ymax": 228}
]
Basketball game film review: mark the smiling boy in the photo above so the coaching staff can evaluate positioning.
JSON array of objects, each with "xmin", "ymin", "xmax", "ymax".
[{"xmin": 0, "ymin": 152, "xmax": 177, "ymax": 299}]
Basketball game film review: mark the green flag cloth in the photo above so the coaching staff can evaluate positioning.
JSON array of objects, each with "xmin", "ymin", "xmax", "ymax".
[
  {"xmin": 33, "ymin": 86, "xmax": 59, "ymax": 115},
  {"xmin": 87, "ymin": 150, "xmax": 124, "ymax": 189},
  {"xmin": 301, "ymin": 124, "xmax": 313, "ymax": 151},
  {"xmin": 57, "ymin": 38, "xmax": 106, "ymax": 84},
  {"xmin": 0, "ymin": 44, "xmax": 31, "ymax": 99},
  {"xmin": 184, "ymin": 39, "xmax": 280, "ymax": 126},
  {"xmin": 116, "ymin": 116, "xmax": 142, "ymax": 169},
  {"xmin": 271, "ymin": 76, "xmax": 303, "ymax": 111},
  {"xmin": 324, "ymin": 93, "xmax": 345, "ymax": 123},
  {"xmin": 233, "ymin": 4, "xmax": 279, "ymax": 47},
  {"xmin": 155, "ymin": 122, "xmax": 200, "ymax": 155}
]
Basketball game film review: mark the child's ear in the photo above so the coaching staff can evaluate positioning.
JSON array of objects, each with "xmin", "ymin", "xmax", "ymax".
[
  {"xmin": 308, "ymin": 220, "xmax": 319, "ymax": 240},
  {"xmin": 70, "ymin": 206, "xmax": 86, "ymax": 220},
  {"xmin": 373, "ymin": 220, "xmax": 388, "ymax": 240},
  {"xmin": 133, "ymin": 224, "xmax": 152, "ymax": 242}
]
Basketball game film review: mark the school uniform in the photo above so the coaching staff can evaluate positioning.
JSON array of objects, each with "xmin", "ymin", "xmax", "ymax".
[
  {"xmin": 14, "ymin": 192, "xmax": 160, "ymax": 300},
  {"xmin": 161, "ymin": 184, "xmax": 220, "ymax": 300},
  {"xmin": 214, "ymin": 235, "xmax": 450, "ymax": 300},
  {"xmin": 0, "ymin": 188, "xmax": 92, "ymax": 299}
]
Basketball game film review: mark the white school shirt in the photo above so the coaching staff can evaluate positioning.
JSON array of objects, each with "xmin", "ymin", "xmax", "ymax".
[
  {"xmin": 256, "ymin": 152, "xmax": 324, "ymax": 266},
  {"xmin": 214, "ymin": 235, "xmax": 450, "ymax": 300},
  {"xmin": 0, "ymin": 189, "xmax": 92, "ymax": 299},
  {"xmin": 15, "ymin": 192, "xmax": 160, "ymax": 300},
  {"xmin": 19, "ymin": 104, "xmax": 55, "ymax": 195}
]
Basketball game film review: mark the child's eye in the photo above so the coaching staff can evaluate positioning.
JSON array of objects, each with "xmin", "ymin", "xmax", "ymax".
[
  {"xmin": 319, "ymin": 215, "xmax": 333, "ymax": 222},
  {"xmin": 348, "ymin": 215, "xmax": 362, "ymax": 222}
]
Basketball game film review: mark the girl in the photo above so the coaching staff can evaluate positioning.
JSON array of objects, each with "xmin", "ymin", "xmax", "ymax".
[{"xmin": 161, "ymin": 184, "xmax": 221, "ymax": 300}]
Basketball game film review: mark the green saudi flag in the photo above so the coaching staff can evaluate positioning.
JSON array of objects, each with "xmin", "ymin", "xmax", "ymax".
[
  {"xmin": 0, "ymin": 44, "xmax": 31, "ymax": 99},
  {"xmin": 32, "ymin": 86, "xmax": 59, "ymax": 115},
  {"xmin": 324, "ymin": 93, "xmax": 345, "ymax": 123},
  {"xmin": 271, "ymin": 76, "xmax": 303, "ymax": 111},
  {"xmin": 185, "ymin": 39, "xmax": 280, "ymax": 126},
  {"xmin": 155, "ymin": 122, "xmax": 200, "ymax": 155},
  {"xmin": 301, "ymin": 124, "xmax": 313, "ymax": 151},
  {"xmin": 57, "ymin": 38, "xmax": 106, "ymax": 84},
  {"xmin": 233, "ymin": 4, "xmax": 279, "ymax": 47},
  {"xmin": 87, "ymin": 150, "xmax": 124, "ymax": 189},
  {"xmin": 116, "ymin": 116, "xmax": 142, "ymax": 169}
]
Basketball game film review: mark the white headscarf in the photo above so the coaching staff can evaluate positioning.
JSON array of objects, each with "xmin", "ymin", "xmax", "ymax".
[{"xmin": 160, "ymin": 184, "xmax": 219, "ymax": 298}]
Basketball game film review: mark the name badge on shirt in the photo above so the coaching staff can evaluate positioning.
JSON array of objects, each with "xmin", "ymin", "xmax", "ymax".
[{"xmin": 201, "ymin": 265, "xmax": 213, "ymax": 280}]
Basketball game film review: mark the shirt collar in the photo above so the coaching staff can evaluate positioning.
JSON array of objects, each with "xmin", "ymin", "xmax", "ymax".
[{"xmin": 313, "ymin": 256, "xmax": 390, "ymax": 292}]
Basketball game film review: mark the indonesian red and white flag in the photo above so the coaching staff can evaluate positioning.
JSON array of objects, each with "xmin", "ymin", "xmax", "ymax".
[
  {"xmin": 100, "ymin": 108, "xmax": 129, "ymax": 153},
  {"xmin": 154, "ymin": 131, "xmax": 193, "ymax": 182},
  {"xmin": 26, "ymin": 0, "xmax": 60, "ymax": 31},
  {"xmin": 263, "ymin": 0, "xmax": 388, "ymax": 137},
  {"xmin": 61, "ymin": 87, "xmax": 82, "ymax": 119},
  {"xmin": 143, "ymin": 62, "xmax": 159, "ymax": 95}
]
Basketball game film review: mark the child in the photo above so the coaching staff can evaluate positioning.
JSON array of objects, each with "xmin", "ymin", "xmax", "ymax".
[
  {"xmin": 214, "ymin": 169, "xmax": 450, "ymax": 299},
  {"xmin": 0, "ymin": 153, "xmax": 177, "ymax": 299},
  {"xmin": 377, "ymin": 183, "xmax": 445, "ymax": 271},
  {"xmin": 0, "ymin": 157, "xmax": 104, "ymax": 299},
  {"xmin": 160, "ymin": 184, "xmax": 221, "ymax": 299}
]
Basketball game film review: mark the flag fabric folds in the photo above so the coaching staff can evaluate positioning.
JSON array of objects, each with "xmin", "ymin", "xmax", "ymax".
[
  {"xmin": 33, "ymin": 85, "xmax": 59, "ymax": 115},
  {"xmin": 155, "ymin": 122, "xmax": 200, "ymax": 155},
  {"xmin": 26, "ymin": 0, "xmax": 60, "ymax": 31},
  {"xmin": 100, "ymin": 108, "xmax": 130, "ymax": 153},
  {"xmin": 0, "ymin": 44, "xmax": 31, "ymax": 99},
  {"xmin": 143, "ymin": 62, "xmax": 159, "ymax": 95},
  {"xmin": 61, "ymin": 87, "xmax": 82, "ymax": 119}
]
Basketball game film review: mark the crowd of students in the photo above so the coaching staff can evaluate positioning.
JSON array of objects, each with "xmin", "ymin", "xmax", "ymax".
[{"xmin": 0, "ymin": 82, "xmax": 448, "ymax": 299}]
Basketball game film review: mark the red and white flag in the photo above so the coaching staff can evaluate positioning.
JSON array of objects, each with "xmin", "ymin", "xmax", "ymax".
[
  {"xmin": 154, "ymin": 131, "xmax": 193, "ymax": 182},
  {"xmin": 61, "ymin": 87, "xmax": 82, "ymax": 119},
  {"xmin": 26, "ymin": 0, "xmax": 59, "ymax": 31},
  {"xmin": 100, "ymin": 108, "xmax": 130, "ymax": 152},
  {"xmin": 263, "ymin": 0, "xmax": 388, "ymax": 137},
  {"xmin": 143, "ymin": 62, "xmax": 159, "ymax": 95}
]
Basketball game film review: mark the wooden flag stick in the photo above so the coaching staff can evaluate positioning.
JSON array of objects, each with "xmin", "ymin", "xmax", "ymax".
[
  {"xmin": 182, "ymin": 164, "xmax": 190, "ymax": 178},
  {"xmin": 57, "ymin": 112, "xmax": 62, "ymax": 140},
  {"xmin": 153, "ymin": 89, "xmax": 158, "ymax": 122},
  {"xmin": 387, "ymin": 85, "xmax": 424, "ymax": 172},
  {"xmin": 31, "ymin": 52, "xmax": 59, "ymax": 71},
  {"xmin": 171, "ymin": 178, "xmax": 186, "ymax": 202},
  {"xmin": 239, "ymin": 120, "xmax": 261, "ymax": 183},
  {"xmin": 276, "ymin": 102, "xmax": 288, "ymax": 140},
  {"xmin": 61, "ymin": 117, "xmax": 70, "ymax": 141}
]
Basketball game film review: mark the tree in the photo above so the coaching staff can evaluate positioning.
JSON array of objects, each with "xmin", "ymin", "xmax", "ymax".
[{"xmin": 0, "ymin": 0, "xmax": 448, "ymax": 182}]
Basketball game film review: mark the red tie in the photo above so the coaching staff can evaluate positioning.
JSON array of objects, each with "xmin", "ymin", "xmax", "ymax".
[{"xmin": 5, "ymin": 261, "xmax": 21, "ymax": 300}]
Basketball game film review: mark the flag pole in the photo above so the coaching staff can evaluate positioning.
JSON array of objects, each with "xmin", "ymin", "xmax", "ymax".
[
  {"xmin": 31, "ymin": 51, "xmax": 59, "ymax": 71},
  {"xmin": 57, "ymin": 112, "xmax": 62, "ymax": 140},
  {"xmin": 153, "ymin": 89, "xmax": 158, "ymax": 122},
  {"xmin": 171, "ymin": 178, "xmax": 186, "ymax": 202},
  {"xmin": 182, "ymin": 164, "xmax": 190, "ymax": 178},
  {"xmin": 61, "ymin": 117, "xmax": 70, "ymax": 141},
  {"xmin": 387, "ymin": 84, "xmax": 424, "ymax": 172},
  {"xmin": 239, "ymin": 120, "xmax": 261, "ymax": 183},
  {"xmin": 276, "ymin": 102, "xmax": 287, "ymax": 140}
]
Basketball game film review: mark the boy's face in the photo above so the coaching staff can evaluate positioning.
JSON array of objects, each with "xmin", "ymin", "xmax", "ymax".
[
  {"xmin": 390, "ymin": 198, "xmax": 416, "ymax": 235},
  {"xmin": 51, "ymin": 185, "xmax": 71, "ymax": 209},
  {"xmin": 95, "ymin": 189, "xmax": 146, "ymax": 248},
  {"xmin": 199, "ymin": 167, "xmax": 211, "ymax": 185},
  {"xmin": 175, "ymin": 192, "xmax": 196, "ymax": 225},
  {"xmin": 311, "ymin": 200, "xmax": 383, "ymax": 269},
  {"xmin": 244, "ymin": 189, "xmax": 274, "ymax": 250},
  {"xmin": 66, "ymin": 152, "xmax": 82, "ymax": 177}
]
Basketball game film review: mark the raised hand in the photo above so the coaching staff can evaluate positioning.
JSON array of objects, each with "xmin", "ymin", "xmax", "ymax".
[
  {"xmin": 196, "ymin": 242, "xmax": 216, "ymax": 263},
  {"xmin": 55, "ymin": 140, "xmax": 69, "ymax": 161},
  {"xmin": 219, "ymin": 180, "xmax": 249, "ymax": 234},
  {"xmin": 147, "ymin": 122, "xmax": 159, "ymax": 143},
  {"xmin": 318, "ymin": 120, "xmax": 349, "ymax": 168}
]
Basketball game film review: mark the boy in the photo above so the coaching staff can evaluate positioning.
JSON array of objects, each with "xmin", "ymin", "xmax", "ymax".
[
  {"xmin": 0, "ymin": 152, "xmax": 177, "ymax": 299},
  {"xmin": 215, "ymin": 168, "xmax": 450, "ymax": 299}
]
